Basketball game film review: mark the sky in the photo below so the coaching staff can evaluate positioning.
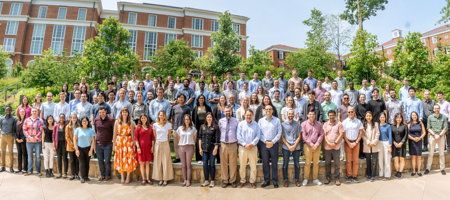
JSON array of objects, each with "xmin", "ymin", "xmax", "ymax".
[{"xmin": 102, "ymin": 0, "xmax": 447, "ymax": 54}]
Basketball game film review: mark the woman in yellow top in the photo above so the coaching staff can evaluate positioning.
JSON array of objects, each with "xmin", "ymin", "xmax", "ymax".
[
  {"xmin": 65, "ymin": 113, "xmax": 80, "ymax": 180},
  {"xmin": 114, "ymin": 108, "xmax": 137, "ymax": 184}
]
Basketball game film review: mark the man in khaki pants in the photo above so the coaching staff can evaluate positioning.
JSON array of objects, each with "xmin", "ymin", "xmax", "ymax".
[
  {"xmin": 218, "ymin": 106, "xmax": 239, "ymax": 188},
  {"xmin": 425, "ymin": 104, "xmax": 448, "ymax": 175},
  {"xmin": 0, "ymin": 106, "xmax": 16, "ymax": 172},
  {"xmin": 237, "ymin": 110, "xmax": 260, "ymax": 189}
]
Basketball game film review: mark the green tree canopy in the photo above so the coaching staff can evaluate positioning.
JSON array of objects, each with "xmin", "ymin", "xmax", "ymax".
[
  {"xmin": 81, "ymin": 17, "xmax": 139, "ymax": 82},
  {"xmin": 431, "ymin": 52, "xmax": 450, "ymax": 98},
  {"xmin": 340, "ymin": 0, "xmax": 388, "ymax": 30},
  {"xmin": 151, "ymin": 40, "xmax": 195, "ymax": 77},
  {"xmin": 208, "ymin": 11, "xmax": 242, "ymax": 77},
  {"xmin": 439, "ymin": 0, "xmax": 450, "ymax": 24},
  {"xmin": 241, "ymin": 46, "xmax": 273, "ymax": 76},
  {"xmin": 0, "ymin": 47, "xmax": 9, "ymax": 78}
]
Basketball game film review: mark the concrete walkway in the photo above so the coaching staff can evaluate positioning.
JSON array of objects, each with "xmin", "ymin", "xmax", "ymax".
[{"xmin": 0, "ymin": 170, "xmax": 449, "ymax": 200}]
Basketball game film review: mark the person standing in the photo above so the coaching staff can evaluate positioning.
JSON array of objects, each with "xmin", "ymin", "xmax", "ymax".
[
  {"xmin": 329, "ymin": 81, "xmax": 343, "ymax": 108},
  {"xmin": 42, "ymin": 115, "xmax": 56, "ymax": 177},
  {"xmin": 176, "ymin": 79, "xmax": 196, "ymax": 109},
  {"xmin": 23, "ymin": 108, "xmax": 44, "ymax": 176},
  {"xmin": 53, "ymin": 114, "xmax": 68, "ymax": 178},
  {"xmin": 40, "ymin": 92, "xmax": 56, "ymax": 120},
  {"xmin": 335, "ymin": 70, "xmax": 347, "ymax": 91},
  {"xmin": 425, "ymin": 104, "xmax": 448, "ymax": 175},
  {"xmin": 262, "ymin": 71, "xmax": 274, "ymax": 92},
  {"xmin": 422, "ymin": 90, "xmax": 434, "ymax": 151},
  {"xmin": 368, "ymin": 89, "xmax": 386, "ymax": 123},
  {"xmin": 0, "ymin": 106, "xmax": 16, "ymax": 172},
  {"xmin": 75, "ymin": 93, "xmax": 93, "ymax": 119},
  {"xmin": 94, "ymin": 107, "xmax": 115, "ymax": 181},
  {"xmin": 281, "ymin": 110, "xmax": 302, "ymax": 187},
  {"xmin": 135, "ymin": 114, "xmax": 155, "ymax": 185},
  {"xmin": 170, "ymin": 94, "xmax": 192, "ymax": 163},
  {"xmin": 386, "ymin": 90, "xmax": 403, "ymax": 125},
  {"xmin": 303, "ymin": 69, "xmax": 317, "ymax": 90},
  {"xmin": 199, "ymin": 113, "xmax": 220, "ymax": 187},
  {"xmin": 342, "ymin": 106, "xmax": 364, "ymax": 183},
  {"xmin": 323, "ymin": 110, "xmax": 344, "ymax": 185},
  {"xmin": 92, "ymin": 92, "xmax": 111, "ymax": 119},
  {"xmin": 113, "ymin": 108, "xmax": 137, "ymax": 184},
  {"xmin": 53, "ymin": 92, "xmax": 70, "ymax": 122},
  {"xmin": 66, "ymin": 113, "xmax": 79, "ymax": 180},
  {"xmin": 359, "ymin": 79, "xmax": 371, "ymax": 103},
  {"xmin": 392, "ymin": 113, "xmax": 408, "ymax": 178},
  {"xmin": 176, "ymin": 114, "xmax": 197, "ymax": 187},
  {"xmin": 436, "ymin": 92, "xmax": 450, "ymax": 149},
  {"xmin": 192, "ymin": 95, "xmax": 212, "ymax": 162},
  {"xmin": 74, "ymin": 117, "xmax": 96, "ymax": 183},
  {"xmin": 258, "ymin": 105, "xmax": 282, "ymax": 188},
  {"xmin": 408, "ymin": 112, "xmax": 426, "ymax": 176},
  {"xmin": 218, "ymin": 106, "xmax": 239, "ymax": 188},
  {"xmin": 321, "ymin": 92, "xmax": 338, "ymax": 122},
  {"xmin": 301, "ymin": 110, "xmax": 324, "ymax": 186},
  {"xmin": 131, "ymin": 92, "xmax": 149, "ymax": 124},
  {"xmin": 302, "ymin": 91, "xmax": 323, "ymax": 122},
  {"xmin": 152, "ymin": 111, "xmax": 174, "ymax": 186},
  {"xmin": 112, "ymin": 88, "xmax": 132, "ymax": 119},
  {"xmin": 345, "ymin": 82, "xmax": 359, "ymax": 106},
  {"xmin": 399, "ymin": 78, "xmax": 410, "ymax": 103},
  {"xmin": 15, "ymin": 108, "xmax": 27, "ymax": 173},
  {"xmin": 404, "ymin": 87, "xmax": 423, "ymax": 123},
  {"xmin": 17, "ymin": 95, "xmax": 32, "ymax": 119},
  {"xmin": 362, "ymin": 111, "xmax": 380, "ymax": 181},
  {"xmin": 237, "ymin": 110, "xmax": 260, "ymax": 189},
  {"xmin": 149, "ymin": 88, "xmax": 171, "ymax": 123},
  {"xmin": 378, "ymin": 113, "xmax": 392, "ymax": 180}
]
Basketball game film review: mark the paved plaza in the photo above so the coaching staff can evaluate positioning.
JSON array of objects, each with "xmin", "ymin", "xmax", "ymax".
[{"xmin": 0, "ymin": 169, "xmax": 449, "ymax": 200}]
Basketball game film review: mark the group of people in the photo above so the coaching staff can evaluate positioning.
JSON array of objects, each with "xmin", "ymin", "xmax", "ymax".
[{"xmin": 0, "ymin": 69, "xmax": 449, "ymax": 189}]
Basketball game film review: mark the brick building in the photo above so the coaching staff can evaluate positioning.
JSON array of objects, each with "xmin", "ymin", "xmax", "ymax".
[
  {"xmin": 264, "ymin": 44, "xmax": 299, "ymax": 67},
  {"xmin": 0, "ymin": 0, "xmax": 248, "ymax": 75}
]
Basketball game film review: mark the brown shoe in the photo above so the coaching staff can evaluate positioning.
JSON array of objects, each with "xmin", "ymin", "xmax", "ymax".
[
  {"xmin": 221, "ymin": 182, "xmax": 228, "ymax": 188},
  {"xmin": 231, "ymin": 182, "xmax": 238, "ymax": 188},
  {"xmin": 335, "ymin": 180, "xmax": 341, "ymax": 186},
  {"xmin": 250, "ymin": 183, "xmax": 256, "ymax": 189},
  {"xmin": 295, "ymin": 181, "xmax": 301, "ymax": 187},
  {"xmin": 239, "ymin": 182, "xmax": 246, "ymax": 188},
  {"xmin": 284, "ymin": 181, "xmax": 289, "ymax": 187}
]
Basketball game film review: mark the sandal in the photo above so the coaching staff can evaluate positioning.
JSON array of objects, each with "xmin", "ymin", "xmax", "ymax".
[
  {"xmin": 158, "ymin": 181, "xmax": 163, "ymax": 186},
  {"xmin": 141, "ymin": 180, "xmax": 147, "ymax": 185},
  {"xmin": 147, "ymin": 180, "xmax": 153, "ymax": 185}
]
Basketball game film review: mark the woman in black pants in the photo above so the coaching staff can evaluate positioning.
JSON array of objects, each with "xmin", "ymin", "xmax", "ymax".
[
  {"xmin": 74, "ymin": 117, "xmax": 96, "ymax": 183},
  {"xmin": 66, "ymin": 113, "xmax": 79, "ymax": 180},
  {"xmin": 53, "ymin": 114, "xmax": 68, "ymax": 178},
  {"xmin": 15, "ymin": 108, "xmax": 28, "ymax": 173}
]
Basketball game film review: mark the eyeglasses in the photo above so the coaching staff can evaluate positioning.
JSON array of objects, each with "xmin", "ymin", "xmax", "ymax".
[{"xmin": 348, "ymin": 111, "xmax": 355, "ymax": 113}]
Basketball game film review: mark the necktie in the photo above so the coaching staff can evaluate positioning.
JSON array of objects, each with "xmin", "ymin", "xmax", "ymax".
[{"xmin": 225, "ymin": 118, "xmax": 230, "ymax": 143}]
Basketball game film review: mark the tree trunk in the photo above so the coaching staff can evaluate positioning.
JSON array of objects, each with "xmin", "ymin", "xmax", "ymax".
[{"xmin": 357, "ymin": 0, "xmax": 363, "ymax": 30}]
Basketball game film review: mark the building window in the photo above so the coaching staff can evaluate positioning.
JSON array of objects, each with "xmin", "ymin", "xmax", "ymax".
[
  {"xmin": 191, "ymin": 35, "xmax": 203, "ymax": 48},
  {"xmin": 232, "ymin": 23, "xmax": 240, "ymax": 35},
  {"xmin": 192, "ymin": 18, "xmax": 203, "ymax": 30},
  {"xmin": 168, "ymin": 16, "xmax": 176, "ymax": 29},
  {"xmin": 278, "ymin": 51, "xmax": 284, "ymax": 60},
  {"xmin": 237, "ymin": 40, "xmax": 241, "ymax": 52},
  {"xmin": 164, "ymin": 33, "xmax": 177, "ymax": 45},
  {"xmin": 446, "ymin": 46, "xmax": 450, "ymax": 54},
  {"xmin": 5, "ymin": 21, "xmax": 19, "ymax": 35},
  {"xmin": 5, "ymin": 58, "xmax": 13, "ymax": 76},
  {"xmin": 143, "ymin": 32, "xmax": 157, "ymax": 61},
  {"xmin": 9, "ymin": 3, "xmax": 22, "ymax": 15},
  {"xmin": 128, "ymin": 30, "xmax": 137, "ymax": 52},
  {"xmin": 51, "ymin": 25, "xmax": 66, "ymax": 55},
  {"xmin": 148, "ymin": 15, "xmax": 157, "ymax": 27},
  {"xmin": 211, "ymin": 20, "xmax": 219, "ymax": 32},
  {"xmin": 30, "ymin": 24, "xmax": 46, "ymax": 55},
  {"xmin": 71, "ymin": 26, "xmax": 86, "ymax": 55},
  {"xmin": 432, "ymin": 36, "xmax": 438, "ymax": 44},
  {"xmin": 433, "ymin": 48, "xmax": 439, "ymax": 56},
  {"xmin": 77, "ymin": 8, "xmax": 87, "ymax": 21},
  {"xmin": 38, "ymin": 6, "xmax": 47, "ymax": 18},
  {"xmin": 0, "ymin": 3, "xmax": 3, "ymax": 15},
  {"xmin": 3, "ymin": 38, "xmax": 16, "ymax": 52},
  {"xmin": 195, "ymin": 50, "xmax": 203, "ymax": 58},
  {"xmin": 57, "ymin": 7, "xmax": 67, "ymax": 19},
  {"xmin": 128, "ymin": 12, "xmax": 137, "ymax": 25}
]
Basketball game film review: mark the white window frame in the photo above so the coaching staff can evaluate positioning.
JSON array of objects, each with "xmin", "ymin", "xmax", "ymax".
[
  {"xmin": 167, "ymin": 16, "xmax": 176, "ymax": 29},
  {"xmin": 195, "ymin": 50, "xmax": 203, "ymax": 58},
  {"xmin": 38, "ymin": 6, "xmax": 47, "ymax": 18},
  {"xmin": 232, "ymin": 23, "xmax": 240, "ymax": 35},
  {"xmin": 9, "ymin": 3, "xmax": 22, "ymax": 16},
  {"xmin": 446, "ymin": 46, "xmax": 450, "ymax": 55},
  {"xmin": 57, "ymin": 7, "xmax": 67, "ymax": 20},
  {"xmin": 433, "ymin": 48, "xmax": 439, "ymax": 56},
  {"xmin": 128, "ymin": 30, "xmax": 137, "ymax": 52},
  {"xmin": 191, "ymin": 35, "xmax": 203, "ymax": 48},
  {"xmin": 128, "ymin": 12, "xmax": 137, "ymax": 25},
  {"xmin": 143, "ymin": 31, "xmax": 157, "ymax": 61},
  {"xmin": 0, "ymin": 2, "xmax": 3, "ymax": 15},
  {"xmin": 164, "ymin": 33, "xmax": 176, "ymax": 45},
  {"xmin": 77, "ymin": 8, "xmax": 87, "ymax": 21},
  {"xmin": 71, "ymin": 26, "xmax": 86, "ymax": 55},
  {"xmin": 278, "ymin": 51, "xmax": 284, "ymax": 60},
  {"xmin": 3, "ymin": 38, "xmax": 16, "ymax": 52},
  {"xmin": 148, "ymin": 14, "xmax": 157, "ymax": 27},
  {"xmin": 192, "ymin": 18, "xmax": 203, "ymax": 30},
  {"xmin": 51, "ymin": 25, "xmax": 66, "ymax": 55},
  {"xmin": 30, "ymin": 24, "xmax": 46, "ymax": 55},
  {"xmin": 211, "ymin": 19, "xmax": 219, "ymax": 31},
  {"xmin": 432, "ymin": 36, "xmax": 438, "ymax": 44},
  {"xmin": 5, "ymin": 21, "xmax": 19, "ymax": 35}
]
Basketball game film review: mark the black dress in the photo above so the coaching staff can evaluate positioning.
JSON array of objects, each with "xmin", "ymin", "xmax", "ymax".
[
  {"xmin": 391, "ymin": 124, "xmax": 408, "ymax": 157},
  {"xmin": 408, "ymin": 123, "xmax": 423, "ymax": 156}
]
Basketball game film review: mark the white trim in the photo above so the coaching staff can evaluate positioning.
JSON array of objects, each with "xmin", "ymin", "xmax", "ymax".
[
  {"xmin": 28, "ymin": 18, "xmax": 97, "ymax": 27},
  {"xmin": 118, "ymin": 2, "xmax": 184, "ymax": 17},
  {"xmin": 100, "ymin": 10, "xmax": 118, "ymax": 19},
  {"xmin": 0, "ymin": 15, "xmax": 28, "ymax": 22},
  {"xmin": 33, "ymin": 0, "xmax": 101, "ymax": 10},
  {"xmin": 183, "ymin": 28, "xmax": 212, "ymax": 37},
  {"xmin": 1, "ymin": 0, "xmax": 31, "ymax": 2},
  {"xmin": 123, "ymin": 24, "xmax": 182, "ymax": 35},
  {"xmin": 421, "ymin": 29, "xmax": 450, "ymax": 39},
  {"xmin": 184, "ymin": 9, "xmax": 248, "ymax": 24}
]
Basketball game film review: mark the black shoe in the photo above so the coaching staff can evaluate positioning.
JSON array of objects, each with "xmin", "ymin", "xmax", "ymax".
[
  {"xmin": 0, "ymin": 167, "xmax": 6, "ymax": 172},
  {"xmin": 98, "ymin": 176, "xmax": 105, "ymax": 182},
  {"xmin": 105, "ymin": 176, "xmax": 111, "ymax": 181},
  {"xmin": 260, "ymin": 181, "xmax": 270, "ymax": 188},
  {"xmin": 10, "ymin": 168, "xmax": 15, "ymax": 173},
  {"xmin": 324, "ymin": 178, "xmax": 331, "ymax": 185},
  {"xmin": 221, "ymin": 182, "xmax": 229, "ymax": 188},
  {"xmin": 80, "ymin": 178, "xmax": 85, "ymax": 183},
  {"xmin": 273, "ymin": 182, "xmax": 279, "ymax": 188},
  {"xmin": 172, "ymin": 158, "xmax": 181, "ymax": 163},
  {"xmin": 411, "ymin": 172, "xmax": 416, "ymax": 176},
  {"xmin": 424, "ymin": 169, "xmax": 430, "ymax": 175},
  {"xmin": 45, "ymin": 169, "xmax": 50, "ymax": 177},
  {"xmin": 49, "ymin": 169, "xmax": 54, "ymax": 177},
  {"xmin": 231, "ymin": 182, "xmax": 237, "ymax": 188},
  {"xmin": 441, "ymin": 170, "xmax": 446, "ymax": 175},
  {"xmin": 418, "ymin": 172, "xmax": 423, "ymax": 177},
  {"xmin": 69, "ymin": 176, "xmax": 75, "ymax": 180}
]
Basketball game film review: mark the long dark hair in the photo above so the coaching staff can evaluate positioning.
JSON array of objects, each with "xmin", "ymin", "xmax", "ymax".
[
  {"xmin": 394, "ymin": 113, "xmax": 404, "ymax": 125},
  {"xmin": 203, "ymin": 112, "xmax": 215, "ymax": 127},
  {"xmin": 196, "ymin": 94, "xmax": 207, "ymax": 107},
  {"xmin": 80, "ymin": 116, "xmax": 92, "ymax": 128},
  {"xmin": 409, "ymin": 111, "xmax": 420, "ymax": 124},
  {"xmin": 182, "ymin": 114, "xmax": 193, "ymax": 131},
  {"xmin": 138, "ymin": 114, "xmax": 151, "ymax": 127},
  {"xmin": 363, "ymin": 111, "xmax": 374, "ymax": 128},
  {"xmin": 45, "ymin": 115, "xmax": 55, "ymax": 128}
]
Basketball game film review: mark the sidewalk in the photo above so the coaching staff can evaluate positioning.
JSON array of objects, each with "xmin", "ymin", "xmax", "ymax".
[{"xmin": 0, "ymin": 169, "xmax": 449, "ymax": 200}]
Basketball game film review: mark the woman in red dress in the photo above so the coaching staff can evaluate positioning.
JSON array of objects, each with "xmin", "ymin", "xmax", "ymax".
[{"xmin": 135, "ymin": 114, "xmax": 155, "ymax": 185}]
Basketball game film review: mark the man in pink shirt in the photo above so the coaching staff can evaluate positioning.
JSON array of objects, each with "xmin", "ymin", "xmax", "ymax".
[
  {"xmin": 301, "ymin": 110, "xmax": 324, "ymax": 186},
  {"xmin": 323, "ymin": 110, "xmax": 344, "ymax": 186},
  {"xmin": 23, "ymin": 108, "xmax": 44, "ymax": 175}
]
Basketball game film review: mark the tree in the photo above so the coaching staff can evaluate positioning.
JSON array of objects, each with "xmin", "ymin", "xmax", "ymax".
[
  {"xmin": 439, "ymin": 0, "xmax": 450, "ymax": 24},
  {"xmin": 151, "ymin": 40, "xmax": 195, "ymax": 77},
  {"xmin": 432, "ymin": 52, "xmax": 450, "ymax": 98},
  {"xmin": 347, "ymin": 29, "xmax": 382, "ymax": 82},
  {"xmin": 340, "ymin": 0, "xmax": 388, "ymax": 30},
  {"xmin": 326, "ymin": 14, "xmax": 354, "ymax": 68},
  {"xmin": 0, "ymin": 47, "xmax": 9, "ymax": 78},
  {"xmin": 392, "ymin": 32, "xmax": 432, "ymax": 89},
  {"xmin": 286, "ymin": 8, "xmax": 335, "ymax": 79},
  {"xmin": 81, "ymin": 17, "xmax": 139, "ymax": 82},
  {"xmin": 208, "ymin": 11, "xmax": 242, "ymax": 77},
  {"xmin": 241, "ymin": 46, "xmax": 272, "ymax": 76}
]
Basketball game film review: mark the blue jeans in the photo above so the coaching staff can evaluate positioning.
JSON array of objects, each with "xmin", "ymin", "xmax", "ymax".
[
  {"xmin": 26, "ymin": 142, "xmax": 42, "ymax": 173},
  {"xmin": 259, "ymin": 141, "xmax": 279, "ymax": 183},
  {"xmin": 282, "ymin": 149, "xmax": 300, "ymax": 181},
  {"xmin": 202, "ymin": 151, "xmax": 216, "ymax": 181},
  {"xmin": 96, "ymin": 143, "xmax": 112, "ymax": 177}
]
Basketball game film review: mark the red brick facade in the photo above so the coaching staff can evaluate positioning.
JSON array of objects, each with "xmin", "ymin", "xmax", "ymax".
[{"xmin": 264, "ymin": 44, "xmax": 299, "ymax": 68}]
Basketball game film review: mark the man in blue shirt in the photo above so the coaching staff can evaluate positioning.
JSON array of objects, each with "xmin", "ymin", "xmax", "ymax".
[
  {"xmin": 237, "ymin": 110, "xmax": 260, "ymax": 188},
  {"xmin": 281, "ymin": 109, "xmax": 301, "ymax": 187},
  {"xmin": 176, "ymin": 79, "xmax": 195, "ymax": 109},
  {"xmin": 303, "ymin": 69, "xmax": 318, "ymax": 90},
  {"xmin": 149, "ymin": 88, "xmax": 171, "ymax": 122}
]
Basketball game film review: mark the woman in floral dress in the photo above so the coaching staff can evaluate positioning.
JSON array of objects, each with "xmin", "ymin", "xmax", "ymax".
[{"xmin": 114, "ymin": 108, "xmax": 137, "ymax": 184}]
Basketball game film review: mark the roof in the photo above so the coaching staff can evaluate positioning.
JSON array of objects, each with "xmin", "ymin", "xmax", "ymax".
[
  {"xmin": 422, "ymin": 24, "xmax": 450, "ymax": 38},
  {"xmin": 264, "ymin": 44, "xmax": 300, "ymax": 52}
]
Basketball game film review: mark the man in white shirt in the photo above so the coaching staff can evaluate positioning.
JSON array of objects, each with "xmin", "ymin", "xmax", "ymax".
[
  {"xmin": 127, "ymin": 74, "xmax": 139, "ymax": 92},
  {"xmin": 53, "ymin": 92, "xmax": 70, "ymax": 122},
  {"xmin": 40, "ymin": 92, "xmax": 55, "ymax": 120}
]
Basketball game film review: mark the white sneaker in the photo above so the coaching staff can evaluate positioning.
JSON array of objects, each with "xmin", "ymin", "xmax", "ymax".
[
  {"xmin": 313, "ymin": 179, "xmax": 322, "ymax": 186},
  {"xmin": 302, "ymin": 179, "xmax": 308, "ymax": 186},
  {"xmin": 198, "ymin": 161, "xmax": 203, "ymax": 164}
]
